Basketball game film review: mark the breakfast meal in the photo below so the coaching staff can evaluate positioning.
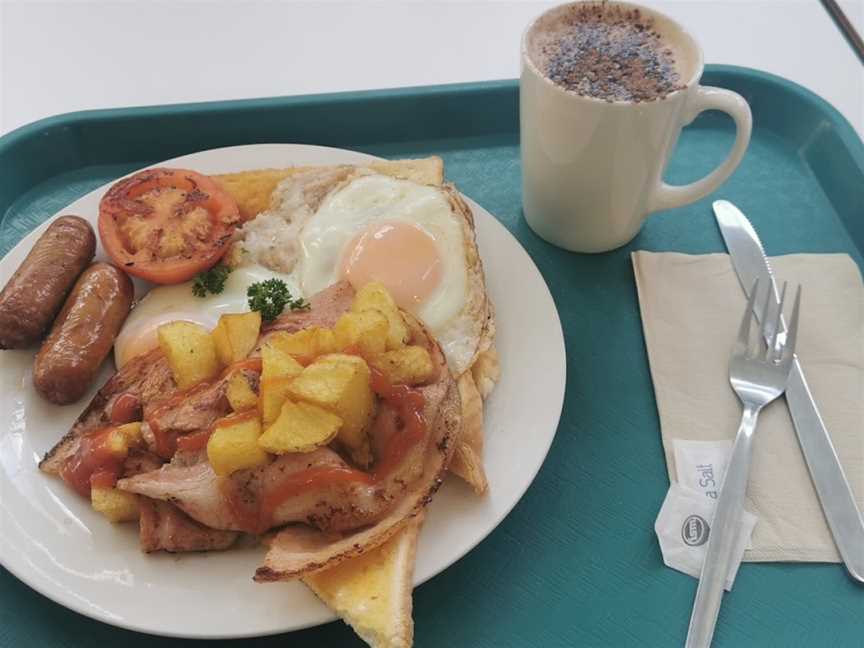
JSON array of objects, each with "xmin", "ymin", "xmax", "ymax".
[
  {"xmin": 528, "ymin": 2, "xmax": 685, "ymax": 102},
  {"xmin": 1, "ymin": 155, "xmax": 499, "ymax": 648}
]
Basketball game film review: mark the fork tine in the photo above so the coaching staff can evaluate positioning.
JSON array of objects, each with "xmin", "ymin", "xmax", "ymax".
[
  {"xmin": 736, "ymin": 279, "xmax": 759, "ymax": 354},
  {"xmin": 782, "ymin": 285, "xmax": 802, "ymax": 360},
  {"xmin": 758, "ymin": 278, "xmax": 773, "ymax": 340},
  {"xmin": 766, "ymin": 282, "xmax": 787, "ymax": 361}
]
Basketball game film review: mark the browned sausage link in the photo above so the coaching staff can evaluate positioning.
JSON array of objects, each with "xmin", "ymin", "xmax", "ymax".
[
  {"xmin": 0, "ymin": 216, "xmax": 96, "ymax": 349},
  {"xmin": 33, "ymin": 263, "xmax": 134, "ymax": 405}
]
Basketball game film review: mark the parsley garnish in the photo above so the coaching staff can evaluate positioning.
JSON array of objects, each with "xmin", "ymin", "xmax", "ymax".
[
  {"xmin": 192, "ymin": 264, "xmax": 232, "ymax": 298},
  {"xmin": 247, "ymin": 278, "xmax": 309, "ymax": 321}
]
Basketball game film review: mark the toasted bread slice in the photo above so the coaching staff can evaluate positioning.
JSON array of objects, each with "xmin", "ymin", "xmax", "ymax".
[
  {"xmin": 215, "ymin": 156, "xmax": 444, "ymax": 219},
  {"xmin": 449, "ymin": 372, "xmax": 487, "ymax": 494},
  {"xmin": 471, "ymin": 345, "xmax": 500, "ymax": 400},
  {"xmin": 216, "ymin": 156, "xmax": 495, "ymax": 493},
  {"xmin": 367, "ymin": 158, "xmax": 444, "ymax": 186},
  {"xmin": 217, "ymin": 168, "xmax": 302, "ymax": 220},
  {"xmin": 302, "ymin": 513, "xmax": 424, "ymax": 648}
]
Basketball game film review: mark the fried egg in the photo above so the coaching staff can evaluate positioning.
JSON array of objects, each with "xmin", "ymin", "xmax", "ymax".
[
  {"xmin": 295, "ymin": 173, "xmax": 486, "ymax": 374},
  {"xmin": 114, "ymin": 265, "xmax": 297, "ymax": 369}
]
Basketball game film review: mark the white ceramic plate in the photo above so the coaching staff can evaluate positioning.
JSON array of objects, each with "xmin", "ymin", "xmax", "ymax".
[{"xmin": 0, "ymin": 144, "xmax": 565, "ymax": 639}]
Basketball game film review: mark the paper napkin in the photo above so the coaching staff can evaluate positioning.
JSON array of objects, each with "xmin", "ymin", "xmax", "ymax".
[{"xmin": 634, "ymin": 252, "xmax": 864, "ymax": 562}]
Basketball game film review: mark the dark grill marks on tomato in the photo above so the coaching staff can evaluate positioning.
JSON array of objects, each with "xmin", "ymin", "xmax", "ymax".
[{"xmin": 98, "ymin": 168, "xmax": 241, "ymax": 284}]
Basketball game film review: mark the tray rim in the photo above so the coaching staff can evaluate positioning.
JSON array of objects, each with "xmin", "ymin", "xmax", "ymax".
[
  {"xmin": 3, "ymin": 65, "xmax": 862, "ymax": 231},
  {"xmin": 0, "ymin": 79, "xmax": 518, "ymax": 149},
  {"xmin": 1, "ymin": 65, "xmax": 861, "ymax": 160}
]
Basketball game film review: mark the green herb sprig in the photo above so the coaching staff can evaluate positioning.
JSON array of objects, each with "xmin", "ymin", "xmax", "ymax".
[
  {"xmin": 247, "ymin": 278, "xmax": 309, "ymax": 321},
  {"xmin": 192, "ymin": 264, "xmax": 232, "ymax": 298}
]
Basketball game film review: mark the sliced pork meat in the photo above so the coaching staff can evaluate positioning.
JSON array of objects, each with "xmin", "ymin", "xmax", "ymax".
[
  {"xmin": 139, "ymin": 499, "xmax": 238, "ymax": 553},
  {"xmin": 143, "ymin": 376, "xmax": 233, "ymax": 458},
  {"xmin": 263, "ymin": 280, "xmax": 354, "ymax": 334},
  {"xmin": 40, "ymin": 348, "xmax": 175, "ymax": 474},
  {"xmin": 122, "ymin": 449, "xmax": 163, "ymax": 477}
]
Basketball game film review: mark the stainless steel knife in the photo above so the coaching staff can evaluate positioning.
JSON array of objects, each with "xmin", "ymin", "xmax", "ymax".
[{"xmin": 713, "ymin": 199, "xmax": 864, "ymax": 583}]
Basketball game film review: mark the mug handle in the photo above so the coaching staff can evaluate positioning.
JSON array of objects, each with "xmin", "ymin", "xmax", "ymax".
[{"xmin": 649, "ymin": 86, "xmax": 752, "ymax": 211}]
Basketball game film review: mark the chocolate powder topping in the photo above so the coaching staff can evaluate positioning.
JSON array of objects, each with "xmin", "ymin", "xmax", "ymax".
[{"xmin": 540, "ymin": 4, "xmax": 685, "ymax": 102}]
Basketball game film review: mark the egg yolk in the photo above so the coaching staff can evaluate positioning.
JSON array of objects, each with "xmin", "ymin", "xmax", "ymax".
[{"xmin": 339, "ymin": 222, "xmax": 442, "ymax": 307}]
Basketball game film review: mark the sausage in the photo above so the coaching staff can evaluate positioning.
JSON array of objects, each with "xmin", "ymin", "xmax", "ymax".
[
  {"xmin": 33, "ymin": 263, "xmax": 134, "ymax": 405},
  {"xmin": 0, "ymin": 215, "xmax": 96, "ymax": 349}
]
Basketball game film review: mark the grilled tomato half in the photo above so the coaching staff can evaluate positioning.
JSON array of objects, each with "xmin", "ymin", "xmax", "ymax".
[{"xmin": 99, "ymin": 168, "xmax": 241, "ymax": 284}]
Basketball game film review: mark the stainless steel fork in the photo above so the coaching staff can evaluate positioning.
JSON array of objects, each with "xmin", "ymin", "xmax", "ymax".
[{"xmin": 685, "ymin": 279, "xmax": 801, "ymax": 648}]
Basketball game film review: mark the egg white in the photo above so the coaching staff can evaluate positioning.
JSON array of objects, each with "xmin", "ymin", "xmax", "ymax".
[{"xmin": 114, "ymin": 265, "xmax": 298, "ymax": 368}]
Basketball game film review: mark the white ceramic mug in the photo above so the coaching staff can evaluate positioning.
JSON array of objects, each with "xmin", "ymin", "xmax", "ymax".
[{"xmin": 520, "ymin": 1, "xmax": 752, "ymax": 253}]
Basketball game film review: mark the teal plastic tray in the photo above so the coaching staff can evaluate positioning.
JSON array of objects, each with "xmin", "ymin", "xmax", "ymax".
[{"xmin": 1, "ymin": 65, "xmax": 862, "ymax": 647}]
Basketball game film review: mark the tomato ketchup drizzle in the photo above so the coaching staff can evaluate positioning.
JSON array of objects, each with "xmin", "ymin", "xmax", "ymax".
[
  {"xmin": 59, "ymin": 428, "xmax": 125, "ymax": 496},
  {"xmin": 146, "ymin": 381, "xmax": 209, "ymax": 459},
  {"xmin": 110, "ymin": 393, "xmax": 141, "ymax": 425},
  {"xmin": 220, "ymin": 357, "xmax": 262, "ymax": 378},
  {"xmin": 173, "ymin": 400, "xmax": 262, "ymax": 454},
  {"xmin": 174, "ymin": 429, "xmax": 212, "ymax": 453}
]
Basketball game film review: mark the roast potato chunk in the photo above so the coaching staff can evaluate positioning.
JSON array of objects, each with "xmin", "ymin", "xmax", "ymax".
[
  {"xmin": 261, "ymin": 343, "xmax": 304, "ymax": 381},
  {"xmin": 89, "ymin": 424, "xmax": 142, "ymax": 521},
  {"xmin": 212, "ymin": 311, "xmax": 261, "ymax": 365},
  {"xmin": 226, "ymin": 372, "xmax": 258, "ymax": 412},
  {"xmin": 269, "ymin": 327, "xmax": 337, "ymax": 364},
  {"xmin": 369, "ymin": 346, "xmax": 435, "ymax": 386},
  {"xmin": 259, "ymin": 377, "xmax": 296, "ymax": 427},
  {"xmin": 158, "ymin": 321, "xmax": 220, "ymax": 389},
  {"xmin": 351, "ymin": 282, "xmax": 409, "ymax": 350},
  {"xmin": 260, "ymin": 344, "xmax": 304, "ymax": 425},
  {"xmin": 334, "ymin": 311, "xmax": 388, "ymax": 356},
  {"xmin": 259, "ymin": 400, "xmax": 342, "ymax": 454},
  {"xmin": 289, "ymin": 354, "xmax": 374, "ymax": 465},
  {"xmin": 115, "ymin": 421, "xmax": 143, "ymax": 445},
  {"xmin": 91, "ymin": 487, "xmax": 139, "ymax": 523},
  {"xmin": 207, "ymin": 414, "xmax": 269, "ymax": 476},
  {"xmin": 102, "ymin": 422, "xmax": 143, "ymax": 459}
]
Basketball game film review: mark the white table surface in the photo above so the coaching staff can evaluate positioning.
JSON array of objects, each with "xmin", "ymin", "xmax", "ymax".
[{"xmin": 1, "ymin": 0, "xmax": 862, "ymax": 138}]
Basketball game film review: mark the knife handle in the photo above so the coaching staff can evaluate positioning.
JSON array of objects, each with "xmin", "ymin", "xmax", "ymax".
[{"xmin": 786, "ymin": 359, "xmax": 864, "ymax": 583}]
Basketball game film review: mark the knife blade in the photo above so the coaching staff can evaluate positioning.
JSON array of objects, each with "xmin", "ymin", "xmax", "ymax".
[{"xmin": 713, "ymin": 199, "xmax": 864, "ymax": 583}]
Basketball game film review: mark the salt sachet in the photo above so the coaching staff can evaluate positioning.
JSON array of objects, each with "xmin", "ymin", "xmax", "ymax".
[{"xmin": 654, "ymin": 440, "xmax": 758, "ymax": 590}]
